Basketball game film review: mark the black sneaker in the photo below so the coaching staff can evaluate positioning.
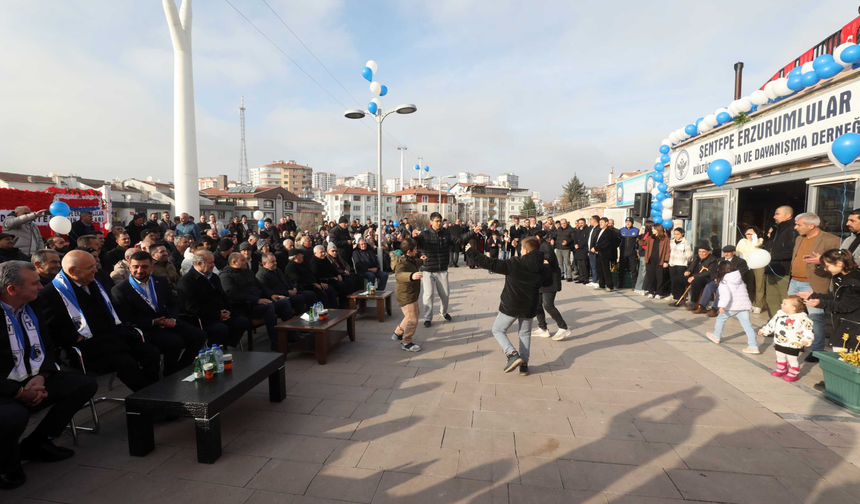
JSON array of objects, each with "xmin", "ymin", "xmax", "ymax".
[
  {"xmin": 503, "ymin": 351, "xmax": 523, "ymax": 373},
  {"xmin": 519, "ymin": 363, "xmax": 529, "ymax": 376},
  {"xmin": 401, "ymin": 342, "xmax": 422, "ymax": 352},
  {"xmin": 443, "ymin": 313, "xmax": 452, "ymax": 321},
  {"xmin": 813, "ymin": 381, "xmax": 826, "ymax": 391},
  {"xmin": 805, "ymin": 354, "xmax": 820, "ymax": 363},
  {"xmin": 423, "ymin": 320, "xmax": 431, "ymax": 328},
  {"xmin": 0, "ymin": 470, "xmax": 26, "ymax": 491},
  {"xmin": 392, "ymin": 332, "xmax": 403, "ymax": 341}
]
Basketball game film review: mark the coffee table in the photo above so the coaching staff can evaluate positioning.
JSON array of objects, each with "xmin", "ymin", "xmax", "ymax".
[
  {"xmin": 125, "ymin": 351, "xmax": 286, "ymax": 464},
  {"xmin": 348, "ymin": 290, "xmax": 393, "ymax": 322},
  {"xmin": 275, "ymin": 308, "xmax": 357, "ymax": 364}
]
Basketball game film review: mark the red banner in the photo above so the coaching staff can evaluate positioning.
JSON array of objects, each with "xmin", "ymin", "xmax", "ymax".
[{"xmin": 0, "ymin": 187, "xmax": 107, "ymax": 239}]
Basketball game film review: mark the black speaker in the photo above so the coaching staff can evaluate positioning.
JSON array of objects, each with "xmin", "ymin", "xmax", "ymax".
[
  {"xmin": 673, "ymin": 190, "xmax": 693, "ymax": 220},
  {"xmin": 633, "ymin": 192, "xmax": 650, "ymax": 219}
]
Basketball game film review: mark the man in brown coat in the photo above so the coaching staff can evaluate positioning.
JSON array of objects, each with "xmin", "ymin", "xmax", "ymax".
[{"xmin": 789, "ymin": 212, "xmax": 840, "ymax": 362}]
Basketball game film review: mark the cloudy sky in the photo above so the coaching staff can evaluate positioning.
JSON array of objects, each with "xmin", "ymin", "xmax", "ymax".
[{"xmin": 0, "ymin": 0, "xmax": 854, "ymax": 199}]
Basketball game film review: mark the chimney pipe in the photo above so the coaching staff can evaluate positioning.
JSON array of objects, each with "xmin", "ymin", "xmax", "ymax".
[{"xmin": 733, "ymin": 61, "xmax": 744, "ymax": 100}]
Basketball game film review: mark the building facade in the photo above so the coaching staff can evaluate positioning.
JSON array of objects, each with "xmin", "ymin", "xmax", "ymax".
[
  {"xmin": 393, "ymin": 187, "xmax": 458, "ymax": 222},
  {"xmin": 312, "ymin": 172, "xmax": 338, "ymax": 193},
  {"xmin": 473, "ymin": 173, "xmax": 491, "ymax": 184},
  {"xmin": 450, "ymin": 184, "xmax": 511, "ymax": 224},
  {"xmin": 353, "ymin": 171, "xmax": 378, "ymax": 189},
  {"xmin": 201, "ymin": 185, "xmax": 323, "ymax": 227},
  {"xmin": 250, "ymin": 160, "xmax": 313, "ymax": 197},
  {"xmin": 496, "ymin": 172, "xmax": 519, "ymax": 188},
  {"xmin": 322, "ymin": 187, "xmax": 397, "ymax": 223},
  {"xmin": 458, "ymin": 171, "xmax": 473, "ymax": 185}
]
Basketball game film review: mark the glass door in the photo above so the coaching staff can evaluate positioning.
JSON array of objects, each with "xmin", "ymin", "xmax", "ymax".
[
  {"xmin": 811, "ymin": 181, "xmax": 856, "ymax": 241},
  {"xmin": 692, "ymin": 193, "xmax": 730, "ymax": 253}
]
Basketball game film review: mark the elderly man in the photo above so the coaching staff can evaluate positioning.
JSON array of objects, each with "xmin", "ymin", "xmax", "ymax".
[
  {"xmin": 159, "ymin": 212, "xmax": 174, "ymax": 233},
  {"xmin": 103, "ymin": 232, "xmax": 131, "ymax": 271},
  {"xmin": 111, "ymin": 251, "xmax": 205, "ymax": 375},
  {"xmin": 31, "ymin": 249, "xmax": 61, "ymax": 286},
  {"xmin": 329, "ymin": 217, "xmax": 355, "ymax": 272},
  {"xmin": 326, "ymin": 243, "xmax": 361, "ymax": 293},
  {"xmin": 670, "ymin": 241, "xmax": 719, "ymax": 309},
  {"xmin": 170, "ymin": 234, "xmax": 191, "ymax": 269},
  {"xmin": 238, "ymin": 242, "xmax": 261, "ymax": 274},
  {"xmin": 149, "ymin": 243, "xmax": 180, "ymax": 291},
  {"xmin": 787, "ymin": 212, "xmax": 840, "ymax": 362},
  {"xmin": 38, "ymin": 250, "xmax": 160, "ymax": 392},
  {"xmin": 692, "ymin": 245, "xmax": 749, "ymax": 316},
  {"xmin": 175, "ymin": 213, "xmax": 200, "ymax": 242},
  {"xmin": 177, "ymin": 251, "xmax": 249, "ymax": 348},
  {"xmin": 285, "ymin": 249, "xmax": 338, "ymax": 308},
  {"xmin": 69, "ymin": 211, "xmax": 95, "ymax": 246},
  {"xmin": 310, "ymin": 245, "xmax": 351, "ymax": 308},
  {"xmin": 220, "ymin": 252, "xmax": 286, "ymax": 350},
  {"xmin": 764, "ymin": 205, "xmax": 798, "ymax": 317},
  {"xmin": 0, "ymin": 233, "xmax": 28, "ymax": 264},
  {"xmin": 353, "ymin": 238, "xmax": 389, "ymax": 290},
  {"xmin": 207, "ymin": 214, "xmax": 221, "ymax": 234},
  {"xmin": 257, "ymin": 252, "xmax": 313, "ymax": 314},
  {"xmin": 3, "ymin": 206, "xmax": 46, "ymax": 257},
  {"xmin": 0, "ymin": 261, "xmax": 98, "ymax": 490},
  {"xmin": 110, "ymin": 248, "xmax": 136, "ymax": 284}
]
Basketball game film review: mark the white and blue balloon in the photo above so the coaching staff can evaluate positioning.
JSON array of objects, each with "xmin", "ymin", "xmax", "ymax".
[{"xmin": 362, "ymin": 60, "xmax": 389, "ymax": 115}]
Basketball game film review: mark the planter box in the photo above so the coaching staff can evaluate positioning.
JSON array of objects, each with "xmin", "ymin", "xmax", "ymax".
[{"xmin": 814, "ymin": 351, "xmax": 860, "ymax": 413}]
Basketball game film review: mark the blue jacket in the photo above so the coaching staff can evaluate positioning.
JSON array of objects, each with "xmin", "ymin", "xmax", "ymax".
[
  {"xmin": 619, "ymin": 226, "xmax": 639, "ymax": 258},
  {"xmin": 175, "ymin": 221, "xmax": 201, "ymax": 241}
]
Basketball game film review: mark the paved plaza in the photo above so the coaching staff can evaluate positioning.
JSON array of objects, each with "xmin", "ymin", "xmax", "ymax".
[{"xmin": 6, "ymin": 266, "xmax": 860, "ymax": 504}]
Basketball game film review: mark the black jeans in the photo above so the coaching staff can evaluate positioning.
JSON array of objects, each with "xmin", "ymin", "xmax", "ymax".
[
  {"xmin": 536, "ymin": 292, "xmax": 567, "ymax": 330},
  {"xmin": 73, "ymin": 330, "xmax": 160, "ymax": 392},
  {"xmin": 1, "ymin": 372, "xmax": 98, "ymax": 473},
  {"xmin": 145, "ymin": 319, "xmax": 207, "ymax": 376},
  {"xmin": 251, "ymin": 303, "xmax": 279, "ymax": 345},
  {"xmin": 203, "ymin": 315, "xmax": 250, "ymax": 349},
  {"xmin": 575, "ymin": 258, "xmax": 589, "ymax": 282},
  {"xmin": 644, "ymin": 263, "xmax": 665, "ymax": 296},
  {"xmin": 668, "ymin": 266, "xmax": 687, "ymax": 299},
  {"xmin": 596, "ymin": 255, "xmax": 612, "ymax": 289}
]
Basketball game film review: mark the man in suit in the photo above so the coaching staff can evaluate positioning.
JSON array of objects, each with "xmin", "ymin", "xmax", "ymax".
[
  {"xmin": 572, "ymin": 218, "xmax": 590, "ymax": 283},
  {"xmin": 176, "ymin": 251, "xmax": 250, "ymax": 349},
  {"xmin": 585, "ymin": 215, "xmax": 601, "ymax": 287},
  {"xmin": 257, "ymin": 252, "xmax": 313, "ymax": 314},
  {"xmin": 68, "ymin": 211, "xmax": 95, "ymax": 248},
  {"xmin": 219, "ymin": 252, "xmax": 286, "ymax": 350},
  {"xmin": 38, "ymin": 251, "xmax": 160, "ymax": 392},
  {"xmin": 329, "ymin": 217, "xmax": 355, "ymax": 272},
  {"xmin": 509, "ymin": 217, "xmax": 525, "ymax": 258},
  {"xmin": 31, "ymin": 249, "xmax": 61, "ymax": 286},
  {"xmin": 111, "ymin": 251, "xmax": 206, "ymax": 375},
  {"xmin": 591, "ymin": 217, "xmax": 618, "ymax": 292},
  {"xmin": 102, "ymin": 232, "xmax": 130, "ymax": 272},
  {"xmin": 285, "ymin": 248, "xmax": 338, "ymax": 308}
]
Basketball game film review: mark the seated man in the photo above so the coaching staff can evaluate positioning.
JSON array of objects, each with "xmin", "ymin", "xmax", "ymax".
[
  {"xmin": 670, "ymin": 241, "xmax": 718, "ymax": 309},
  {"xmin": 219, "ymin": 252, "xmax": 288, "ymax": 350},
  {"xmin": 176, "ymin": 251, "xmax": 250, "ymax": 349},
  {"xmin": 38, "ymin": 251, "xmax": 160, "ymax": 392},
  {"xmin": 238, "ymin": 242, "xmax": 261, "ymax": 274},
  {"xmin": 256, "ymin": 252, "xmax": 315, "ymax": 314},
  {"xmin": 111, "ymin": 251, "xmax": 206, "ymax": 375},
  {"xmin": 325, "ymin": 243, "xmax": 362, "ymax": 294},
  {"xmin": 0, "ymin": 261, "xmax": 98, "ymax": 490},
  {"xmin": 353, "ymin": 238, "xmax": 389, "ymax": 290},
  {"xmin": 0, "ymin": 233, "xmax": 28, "ymax": 264},
  {"xmin": 148, "ymin": 242, "xmax": 180, "ymax": 292},
  {"xmin": 31, "ymin": 249, "xmax": 61, "ymax": 286},
  {"xmin": 285, "ymin": 248, "xmax": 338, "ymax": 308},
  {"xmin": 214, "ymin": 238, "xmax": 234, "ymax": 271},
  {"xmin": 310, "ymin": 245, "xmax": 352, "ymax": 308},
  {"xmin": 693, "ymin": 245, "xmax": 750, "ymax": 316}
]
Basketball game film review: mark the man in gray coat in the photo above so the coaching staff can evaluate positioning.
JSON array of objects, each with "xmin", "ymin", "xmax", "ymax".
[{"xmin": 3, "ymin": 206, "xmax": 46, "ymax": 257}]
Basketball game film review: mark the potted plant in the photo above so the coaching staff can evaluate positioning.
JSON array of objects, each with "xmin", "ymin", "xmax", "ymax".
[{"xmin": 815, "ymin": 337, "xmax": 860, "ymax": 412}]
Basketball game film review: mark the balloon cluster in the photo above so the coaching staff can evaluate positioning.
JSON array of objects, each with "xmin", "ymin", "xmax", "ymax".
[
  {"xmin": 362, "ymin": 60, "xmax": 389, "ymax": 114},
  {"xmin": 649, "ymin": 145, "xmax": 674, "ymax": 229},
  {"xmin": 664, "ymin": 43, "xmax": 860, "ymax": 148},
  {"xmin": 48, "ymin": 201, "xmax": 72, "ymax": 235}
]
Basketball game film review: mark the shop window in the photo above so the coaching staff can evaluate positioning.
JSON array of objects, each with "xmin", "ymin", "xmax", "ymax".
[
  {"xmin": 284, "ymin": 201, "xmax": 294, "ymax": 210},
  {"xmin": 694, "ymin": 197, "xmax": 725, "ymax": 253},
  {"xmin": 815, "ymin": 182, "xmax": 856, "ymax": 241},
  {"xmin": 263, "ymin": 200, "xmax": 274, "ymax": 209}
]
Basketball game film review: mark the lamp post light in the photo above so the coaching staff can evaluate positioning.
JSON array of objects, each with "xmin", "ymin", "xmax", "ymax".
[
  {"xmin": 344, "ymin": 103, "xmax": 417, "ymax": 270},
  {"xmin": 438, "ymin": 175, "xmax": 456, "ymax": 219}
]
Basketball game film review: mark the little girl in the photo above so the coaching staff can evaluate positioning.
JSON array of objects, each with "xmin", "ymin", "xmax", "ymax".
[
  {"xmin": 706, "ymin": 262, "xmax": 760, "ymax": 354},
  {"xmin": 758, "ymin": 296, "xmax": 813, "ymax": 382},
  {"xmin": 390, "ymin": 237, "xmax": 424, "ymax": 352}
]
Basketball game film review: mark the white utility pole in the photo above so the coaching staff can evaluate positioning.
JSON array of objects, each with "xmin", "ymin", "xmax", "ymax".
[{"xmin": 397, "ymin": 146, "xmax": 407, "ymax": 191}]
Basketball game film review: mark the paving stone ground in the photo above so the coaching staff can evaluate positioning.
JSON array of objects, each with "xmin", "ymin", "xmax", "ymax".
[{"xmin": 7, "ymin": 264, "xmax": 860, "ymax": 504}]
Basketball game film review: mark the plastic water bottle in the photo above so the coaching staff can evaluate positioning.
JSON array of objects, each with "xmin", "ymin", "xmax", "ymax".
[
  {"xmin": 214, "ymin": 345, "xmax": 225, "ymax": 374},
  {"xmin": 309, "ymin": 304, "xmax": 316, "ymax": 322},
  {"xmin": 193, "ymin": 354, "xmax": 204, "ymax": 381},
  {"xmin": 208, "ymin": 347, "xmax": 217, "ymax": 369}
]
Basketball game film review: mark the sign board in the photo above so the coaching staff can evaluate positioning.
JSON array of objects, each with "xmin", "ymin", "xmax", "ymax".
[
  {"xmin": 668, "ymin": 78, "xmax": 860, "ymax": 188},
  {"xmin": 614, "ymin": 172, "xmax": 654, "ymax": 207},
  {"xmin": 0, "ymin": 209, "xmax": 107, "ymax": 230}
]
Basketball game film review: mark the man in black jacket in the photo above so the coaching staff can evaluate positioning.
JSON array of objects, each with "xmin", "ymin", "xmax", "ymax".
[
  {"xmin": 670, "ymin": 241, "xmax": 719, "ymax": 309},
  {"xmin": 176, "ymin": 251, "xmax": 250, "ymax": 349},
  {"xmin": 256, "ymin": 252, "xmax": 314, "ymax": 314},
  {"xmin": 124, "ymin": 214, "xmax": 145, "ymax": 247},
  {"xmin": 617, "ymin": 218, "xmax": 640, "ymax": 289},
  {"xmin": 532, "ymin": 232, "xmax": 570, "ymax": 341},
  {"xmin": 285, "ymin": 249, "xmax": 338, "ymax": 308},
  {"xmin": 0, "ymin": 233, "xmax": 28, "ymax": 264},
  {"xmin": 573, "ymin": 218, "xmax": 590, "ymax": 283},
  {"xmin": 220, "ymin": 253, "xmax": 287, "ymax": 350},
  {"xmin": 509, "ymin": 217, "xmax": 525, "ymax": 258},
  {"xmin": 764, "ymin": 205, "xmax": 797, "ymax": 317},
  {"xmin": 465, "ymin": 236, "xmax": 550, "ymax": 376},
  {"xmin": 330, "ymin": 217, "xmax": 355, "ymax": 272},
  {"xmin": 111, "ymin": 251, "xmax": 206, "ymax": 375},
  {"xmin": 448, "ymin": 219, "xmax": 465, "ymax": 267},
  {"xmin": 310, "ymin": 245, "xmax": 350, "ymax": 307},
  {"xmin": 0, "ymin": 261, "xmax": 98, "ymax": 490},
  {"xmin": 411, "ymin": 212, "xmax": 476, "ymax": 327},
  {"xmin": 214, "ymin": 238, "xmax": 234, "ymax": 271},
  {"xmin": 102, "ymin": 232, "xmax": 130, "ymax": 272},
  {"xmin": 38, "ymin": 251, "xmax": 160, "ymax": 392},
  {"xmin": 692, "ymin": 245, "xmax": 750, "ymax": 316},
  {"xmin": 554, "ymin": 219, "xmax": 575, "ymax": 282},
  {"xmin": 591, "ymin": 217, "xmax": 619, "ymax": 292}
]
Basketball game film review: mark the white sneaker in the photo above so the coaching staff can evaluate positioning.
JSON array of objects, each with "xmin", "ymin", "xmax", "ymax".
[
  {"xmin": 654, "ymin": 295, "xmax": 665, "ymax": 300},
  {"xmin": 552, "ymin": 328, "xmax": 571, "ymax": 341},
  {"xmin": 646, "ymin": 294, "xmax": 654, "ymax": 299},
  {"xmin": 592, "ymin": 284, "xmax": 601, "ymax": 289},
  {"xmin": 531, "ymin": 328, "xmax": 551, "ymax": 338},
  {"xmin": 752, "ymin": 307, "xmax": 762, "ymax": 314},
  {"xmin": 639, "ymin": 291, "xmax": 648, "ymax": 296}
]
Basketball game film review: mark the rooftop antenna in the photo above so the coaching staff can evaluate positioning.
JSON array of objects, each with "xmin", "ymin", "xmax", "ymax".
[{"xmin": 239, "ymin": 95, "xmax": 250, "ymax": 185}]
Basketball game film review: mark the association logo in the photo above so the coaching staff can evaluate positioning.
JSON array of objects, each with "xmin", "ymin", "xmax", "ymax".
[
  {"xmin": 674, "ymin": 150, "xmax": 689, "ymax": 181},
  {"xmin": 615, "ymin": 184, "xmax": 623, "ymax": 204}
]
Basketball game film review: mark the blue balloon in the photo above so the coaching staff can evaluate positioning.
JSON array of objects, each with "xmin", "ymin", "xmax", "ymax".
[
  {"xmin": 749, "ymin": 104, "xmax": 758, "ymax": 113},
  {"xmin": 393, "ymin": 220, "xmax": 399, "ymax": 228},
  {"xmin": 653, "ymin": 172, "xmax": 664, "ymax": 183},
  {"xmin": 685, "ymin": 124, "xmax": 697, "ymax": 136},
  {"xmin": 716, "ymin": 112, "xmax": 732, "ymax": 124},
  {"xmin": 663, "ymin": 218, "xmax": 675, "ymax": 228},
  {"xmin": 652, "ymin": 200, "xmax": 663, "ymax": 211},
  {"xmin": 424, "ymin": 166, "xmax": 429, "ymax": 172},
  {"xmin": 362, "ymin": 67, "xmax": 373, "ymax": 82},
  {"xmin": 788, "ymin": 67, "xmax": 803, "ymax": 78},
  {"xmin": 660, "ymin": 154, "xmax": 670, "ymax": 164},
  {"xmin": 658, "ymin": 183, "xmax": 668, "ymax": 192},
  {"xmin": 654, "ymin": 162, "xmax": 664, "ymax": 170},
  {"xmin": 656, "ymin": 193, "xmax": 666, "ymax": 202},
  {"xmin": 651, "ymin": 208, "xmax": 661, "ymax": 217},
  {"xmin": 841, "ymin": 45, "xmax": 860, "ymax": 64},
  {"xmin": 367, "ymin": 101, "xmax": 378, "ymax": 114},
  {"xmin": 49, "ymin": 201, "xmax": 70, "ymax": 217},
  {"xmin": 220, "ymin": 229, "xmax": 229, "ymax": 237},
  {"xmin": 659, "ymin": 145, "xmax": 670, "ymax": 155},
  {"xmin": 380, "ymin": 85, "xmax": 388, "ymax": 97},
  {"xmin": 832, "ymin": 132, "xmax": 860, "ymax": 166},
  {"xmin": 813, "ymin": 54, "xmax": 835, "ymax": 71},
  {"xmin": 707, "ymin": 159, "xmax": 732, "ymax": 186},
  {"xmin": 787, "ymin": 76, "xmax": 805, "ymax": 91},
  {"xmin": 817, "ymin": 62, "xmax": 843, "ymax": 80},
  {"xmin": 257, "ymin": 219, "xmax": 265, "ymax": 228},
  {"xmin": 414, "ymin": 164, "xmax": 420, "ymax": 170},
  {"xmin": 695, "ymin": 117, "xmax": 704, "ymax": 126},
  {"xmin": 802, "ymin": 71, "xmax": 821, "ymax": 87}
]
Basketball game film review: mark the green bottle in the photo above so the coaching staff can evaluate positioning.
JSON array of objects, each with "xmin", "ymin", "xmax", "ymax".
[{"xmin": 193, "ymin": 354, "xmax": 204, "ymax": 380}]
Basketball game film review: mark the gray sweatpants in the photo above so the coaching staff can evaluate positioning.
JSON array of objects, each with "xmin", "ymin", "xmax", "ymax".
[{"xmin": 421, "ymin": 271, "xmax": 450, "ymax": 321}]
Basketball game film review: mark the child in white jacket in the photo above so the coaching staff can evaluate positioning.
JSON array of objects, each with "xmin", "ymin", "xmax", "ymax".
[
  {"xmin": 706, "ymin": 262, "xmax": 760, "ymax": 354},
  {"xmin": 758, "ymin": 296, "xmax": 814, "ymax": 382}
]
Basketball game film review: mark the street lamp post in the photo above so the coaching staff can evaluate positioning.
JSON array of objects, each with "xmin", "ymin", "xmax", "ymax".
[
  {"xmin": 438, "ymin": 175, "xmax": 456, "ymax": 219},
  {"xmin": 345, "ymin": 103, "xmax": 417, "ymax": 270},
  {"xmin": 397, "ymin": 146, "xmax": 407, "ymax": 191}
]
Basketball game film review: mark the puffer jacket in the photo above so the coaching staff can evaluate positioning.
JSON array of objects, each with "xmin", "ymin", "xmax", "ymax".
[
  {"xmin": 668, "ymin": 238, "xmax": 693, "ymax": 267},
  {"xmin": 764, "ymin": 219, "xmax": 797, "ymax": 276},
  {"xmin": 810, "ymin": 269, "xmax": 860, "ymax": 347},
  {"xmin": 391, "ymin": 251, "xmax": 423, "ymax": 306},
  {"xmin": 466, "ymin": 246, "xmax": 551, "ymax": 318},
  {"xmin": 759, "ymin": 310, "xmax": 814, "ymax": 350},
  {"xmin": 3, "ymin": 212, "xmax": 44, "ymax": 256},
  {"xmin": 539, "ymin": 241, "xmax": 562, "ymax": 293},
  {"xmin": 414, "ymin": 227, "xmax": 474, "ymax": 272},
  {"xmin": 717, "ymin": 270, "xmax": 752, "ymax": 311}
]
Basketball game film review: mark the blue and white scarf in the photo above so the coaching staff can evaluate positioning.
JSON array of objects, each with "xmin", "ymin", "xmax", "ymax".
[
  {"xmin": 4, "ymin": 303, "xmax": 44, "ymax": 381},
  {"xmin": 129, "ymin": 276, "xmax": 158, "ymax": 312},
  {"xmin": 52, "ymin": 270, "xmax": 120, "ymax": 339}
]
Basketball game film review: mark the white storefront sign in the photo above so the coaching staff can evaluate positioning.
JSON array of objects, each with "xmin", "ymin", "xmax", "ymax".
[{"xmin": 669, "ymin": 78, "xmax": 860, "ymax": 188}]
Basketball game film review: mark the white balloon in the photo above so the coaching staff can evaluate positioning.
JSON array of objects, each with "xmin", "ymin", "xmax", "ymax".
[
  {"xmin": 370, "ymin": 81, "xmax": 382, "ymax": 95},
  {"xmin": 737, "ymin": 97, "xmax": 753, "ymax": 113},
  {"xmin": 662, "ymin": 198, "xmax": 674, "ymax": 209},
  {"xmin": 661, "ymin": 209, "xmax": 673, "ymax": 220},
  {"xmin": 49, "ymin": 216, "xmax": 71, "ymax": 235},
  {"xmin": 763, "ymin": 81, "xmax": 778, "ymax": 100},
  {"xmin": 703, "ymin": 114, "xmax": 719, "ymax": 127},
  {"xmin": 371, "ymin": 97, "xmax": 381, "ymax": 107},
  {"xmin": 773, "ymin": 77, "xmax": 792, "ymax": 97},
  {"xmin": 698, "ymin": 121, "xmax": 712, "ymax": 133},
  {"xmin": 365, "ymin": 60, "xmax": 378, "ymax": 75},
  {"xmin": 834, "ymin": 42, "xmax": 855, "ymax": 68},
  {"xmin": 661, "ymin": 139, "xmax": 671, "ymax": 146},
  {"xmin": 801, "ymin": 61, "xmax": 815, "ymax": 74},
  {"xmin": 668, "ymin": 133, "xmax": 678, "ymax": 144},
  {"xmin": 750, "ymin": 90, "xmax": 768, "ymax": 105},
  {"xmin": 253, "ymin": 210, "xmax": 264, "ymax": 220},
  {"xmin": 676, "ymin": 128, "xmax": 686, "ymax": 140},
  {"xmin": 728, "ymin": 102, "xmax": 740, "ymax": 116},
  {"xmin": 745, "ymin": 249, "xmax": 772, "ymax": 270},
  {"xmin": 651, "ymin": 188, "xmax": 660, "ymax": 196}
]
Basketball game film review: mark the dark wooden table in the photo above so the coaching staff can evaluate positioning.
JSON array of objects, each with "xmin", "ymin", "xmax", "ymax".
[
  {"xmin": 348, "ymin": 290, "xmax": 393, "ymax": 322},
  {"xmin": 275, "ymin": 308, "xmax": 357, "ymax": 364},
  {"xmin": 125, "ymin": 351, "xmax": 286, "ymax": 464}
]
